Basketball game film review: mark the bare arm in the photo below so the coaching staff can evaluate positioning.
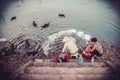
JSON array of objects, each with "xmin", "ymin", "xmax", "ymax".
[
  {"xmin": 90, "ymin": 47, "xmax": 95, "ymax": 52},
  {"xmin": 62, "ymin": 43, "xmax": 67, "ymax": 53},
  {"xmin": 85, "ymin": 42, "xmax": 96, "ymax": 53}
]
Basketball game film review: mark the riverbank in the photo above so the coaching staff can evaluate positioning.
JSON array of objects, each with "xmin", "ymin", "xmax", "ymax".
[{"xmin": 0, "ymin": 38, "xmax": 120, "ymax": 80}]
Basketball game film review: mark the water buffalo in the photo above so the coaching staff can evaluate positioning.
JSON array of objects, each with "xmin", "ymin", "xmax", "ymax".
[
  {"xmin": 11, "ymin": 16, "xmax": 16, "ymax": 21},
  {"xmin": 41, "ymin": 23, "xmax": 50, "ymax": 30},
  {"xmin": 33, "ymin": 21, "xmax": 37, "ymax": 27},
  {"xmin": 58, "ymin": 14, "xmax": 65, "ymax": 18}
]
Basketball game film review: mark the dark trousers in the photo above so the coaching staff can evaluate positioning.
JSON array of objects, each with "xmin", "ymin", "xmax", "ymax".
[
  {"xmin": 58, "ymin": 57, "xmax": 66, "ymax": 62},
  {"xmin": 93, "ymin": 50, "xmax": 102, "ymax": 57}
]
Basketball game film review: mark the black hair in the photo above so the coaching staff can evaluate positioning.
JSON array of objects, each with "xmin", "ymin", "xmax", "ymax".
[{"xmin": 91, "ymin": 37, "xmax": 97, "ymax": 42}]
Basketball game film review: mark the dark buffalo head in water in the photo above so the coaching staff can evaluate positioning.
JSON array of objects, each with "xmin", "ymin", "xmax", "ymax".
[
  {"xmin": 58, "ymin": 14, "xmax": 65, "ymax": 18},
  {"xmin": 41, "ymin": 23, "xmax": 50, "ymax": 30},
  {"xmin": 11, "ymin": 16, "xmax": 16, "ymax": 21},
  {"xmin": 33, "ymin": 21, "xmax": 37, "ymax": 27}
]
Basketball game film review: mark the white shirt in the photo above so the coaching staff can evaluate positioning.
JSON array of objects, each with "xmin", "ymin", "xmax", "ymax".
[{"xmin": 62, "ymin": 37, "xmax": 78, "ymax": 53}]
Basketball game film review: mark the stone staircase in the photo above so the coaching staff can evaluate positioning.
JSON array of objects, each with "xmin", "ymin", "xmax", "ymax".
[{"xmin": 17, "ymin": 59, "xmax": 115, "ymax": 80}]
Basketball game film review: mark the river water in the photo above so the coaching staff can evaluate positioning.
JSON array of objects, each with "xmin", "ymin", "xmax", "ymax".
[{"xmin": 0, "ymin": 0, "xmax": 120, "ymax": 49}]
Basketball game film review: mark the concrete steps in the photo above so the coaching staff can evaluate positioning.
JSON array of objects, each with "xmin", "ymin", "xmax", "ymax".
[
  {"xmin": 21, "ymin": 74, "xmax": 113, "ymax": 80},
  {"xmin": 26, "ymin": 66, "xmax": 111, "ymax": 74},
  {"xmin": 34, "ymin": 59, "xmax": 101, "ymax": 63},
  {"xmin": 34, "ymin": 59, "xmax": 108, "ymax": 67},
  {"xmin": 18, "ymin": 59, "xmax": 113, "ymax": 80}
]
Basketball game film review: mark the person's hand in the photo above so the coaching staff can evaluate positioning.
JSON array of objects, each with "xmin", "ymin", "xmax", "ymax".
[
  {"xmin": 90, "ymin": 51, "xmax": 93, "ymax": 54},
  {"xmin": 84, "ymin": 50, "xmax": 90, "ymax": 53},
  {"xmin": 61, "ymin": 52, "xmax": 65, "ymax": 54},
  {"xmin": 83, "ymin": 51, "xmax": 85, "ymax": 54}
]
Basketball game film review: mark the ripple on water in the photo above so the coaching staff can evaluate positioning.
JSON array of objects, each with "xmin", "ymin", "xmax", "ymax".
[{"xmin": 42, "ymin": 29, "xmax": 91, "ymax": 55}]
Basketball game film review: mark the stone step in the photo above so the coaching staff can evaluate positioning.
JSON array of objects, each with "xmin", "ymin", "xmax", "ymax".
[
  {"xmin": 34, "ymin": 59, "xmax": 100, "ymax": 63},
  {"xmin": 34, "ymin": 61, "xmax": 108, "ymax": 67},
  {"xmin": 20, "ymin": 74, "xmax": 114, "ymax": 80},
  {"xmin": 26, "ymin": 66, "xmax": 112, "ymax": 74}
]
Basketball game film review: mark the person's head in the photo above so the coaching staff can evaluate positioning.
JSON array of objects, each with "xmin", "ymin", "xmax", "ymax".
[
  {"xmin": 90, "ymin": 37, "xmax": 97, "ymax": 44},
  {"xmin": 91, "ymin": 37, "xmax": 97, "ymax": 42}
]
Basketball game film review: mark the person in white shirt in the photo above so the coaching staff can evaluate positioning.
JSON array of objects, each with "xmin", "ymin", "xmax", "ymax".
[
  {"xmin": 61, "ymin": 36, "xmax": 78, "ymax": 58},
  {"xmin": 59, "ymin": 36, "xmax": 84, "ymax": 64}
]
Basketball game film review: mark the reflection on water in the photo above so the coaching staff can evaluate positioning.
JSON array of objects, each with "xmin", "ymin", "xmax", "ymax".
[{"xmin": 0, "ymin": 0, "xmax": 120, "ymax": 48}]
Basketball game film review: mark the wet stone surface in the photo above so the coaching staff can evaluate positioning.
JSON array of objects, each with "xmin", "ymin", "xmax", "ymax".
[{"xmin": 0, "ymin": 35, "xmax": 120, "ymax": 80}]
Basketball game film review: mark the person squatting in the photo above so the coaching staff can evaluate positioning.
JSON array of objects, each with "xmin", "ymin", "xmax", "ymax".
[{"xmin": 57, "ymin": 36, "xmax": 103, "ymax": 65}]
